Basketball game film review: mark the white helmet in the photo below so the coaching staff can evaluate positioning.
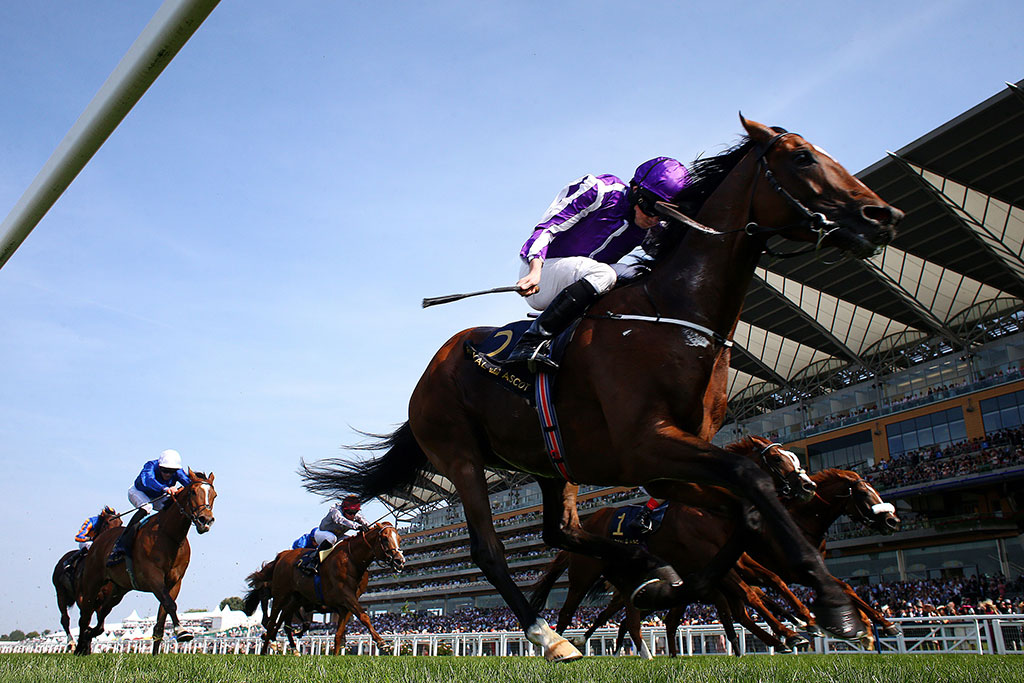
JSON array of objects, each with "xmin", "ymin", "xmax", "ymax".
[{"xmin": 158, "ymin": 449, "xmax": 182, "ymax": 470}]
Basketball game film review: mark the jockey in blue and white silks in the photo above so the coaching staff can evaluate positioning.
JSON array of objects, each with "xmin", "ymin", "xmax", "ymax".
[
  {"xmin": 506, "ymin": 157, "xmax": 691, "ymax": 372},
  {"xmin": 128, "ymin": 449, "xmax": 192, "ymax": 515},
  {"xmin": 108, "ymin": 449, "xmax": 192, "ymax": 566}
]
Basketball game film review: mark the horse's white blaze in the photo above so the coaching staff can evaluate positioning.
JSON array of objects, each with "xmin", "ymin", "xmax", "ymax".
[{"xmin": 871, "ymin": 502, "xmax": 895, "ymax": 515}]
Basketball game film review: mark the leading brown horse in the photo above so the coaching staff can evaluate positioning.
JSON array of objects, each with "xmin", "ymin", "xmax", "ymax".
[
  {"xmin": 74, "ymin": 470, "xmax": 216, "ymax": 655},
  {"xmin": 302, "ymin": 116, "xmax": 902, "ymax": 660},
  {"xmin": 52, "ymin": 508, "xmax": 122, "ymax": 651},
  {"xmin": 246, "ymin": 522, "xmax": 405, "ymax": 655}
]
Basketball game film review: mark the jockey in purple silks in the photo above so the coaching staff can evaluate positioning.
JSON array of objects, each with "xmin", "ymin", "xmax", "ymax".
[{"xmin": 504, "ymin": 157, "xmax": 691, "ymax": 372}]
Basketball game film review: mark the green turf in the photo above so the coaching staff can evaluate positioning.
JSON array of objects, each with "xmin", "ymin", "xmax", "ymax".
[{"xmin": 0, "ymin": 653, "xmax": 1021, "ymax": 683}]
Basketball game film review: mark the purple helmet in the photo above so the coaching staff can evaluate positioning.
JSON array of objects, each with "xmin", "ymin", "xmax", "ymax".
[{"xmin": 632, "ymin": 157, "xmax": 689, "ymax": 201}]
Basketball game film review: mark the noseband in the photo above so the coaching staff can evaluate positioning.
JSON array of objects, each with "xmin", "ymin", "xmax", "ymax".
[
  {"xmin": 174, "ymin": 483, "xmax": 213, "ymax": 528},
  {"xmin": 757, "ymin": 441, "xmax": 806, "ymax": 499}
]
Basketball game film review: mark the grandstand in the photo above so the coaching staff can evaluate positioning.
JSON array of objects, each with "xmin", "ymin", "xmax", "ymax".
[{"xmin": 358, "ymin": 80, "xmax": 1024, "ymax": 618}]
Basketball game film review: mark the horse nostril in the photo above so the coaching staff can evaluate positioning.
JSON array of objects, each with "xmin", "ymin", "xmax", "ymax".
[
  {"xmin": 802, "ymin": 481, "xmax": 817, "ymax": 492},
  {"xmin": 862, "ymin": 204, "xmax": 903, "ymax": 229},
  {"xmin": 885, "ymin": 516, "xmax": 900, "ymax": 530}
]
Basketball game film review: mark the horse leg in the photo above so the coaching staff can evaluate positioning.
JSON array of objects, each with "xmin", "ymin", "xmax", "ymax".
[
  {"xmin": 154, "ymin": 581, "xmax": 192, "ymax": 647},
  {"xmin": 438, "ymin": 458, "xmax": 581, "ymax": 662},
  {"xmin": 578, "ymin": 593, "xmax": 624, "ymax": 650},
  {"xmin": 56, "ymin": 594, "xmax": 74, "ymax": 651},
  {"xmin": 722, "ymin": 585, "xmax": 789, "ymax": 652},
  {"xmin": 262, "ymin": 595, "xmax": 288, "ymax": 655},
  {"xmin": 623, "ymin": 604, "xmax": 653, "ymax": 660},
  {"xmin": 152, "ymin": 605, "xmax": 168, "ymax": 655},
  {"xmin": 637, "ymin": 442, "xmax": 862, "ymax": 639},
  {"xmin": 74, "ymin": 602, "xmax": 95, "ymax": 656},
  {"xmin": 536, "ymin": 478, "xmax": 678, "ymax": 605},
  {"xmin": 665, "ymin": 606, "xmax": 683, "ymax": 657},
  {"xmin": 839, "ymin": 578, "xmax": 901, "ymax": 636},
  {"xmin": 333, "ymin": 610, "xmax": 353, "ymax": 655},
  {"xmin": 713, "ymin": 595, "xmax": 742, "ymax": 657},
  {"xmin": 738, "ymin": 556, "xmax": 817, "ymax": 632},
  {"xmin": 348, "ymin": 603, "xmax": 387, "ymax": 654}
]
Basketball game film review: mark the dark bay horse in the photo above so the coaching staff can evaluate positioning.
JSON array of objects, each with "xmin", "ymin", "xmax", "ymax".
[
  {"xmin": 52, "ymin": 508, "xmax": 122, "ymax": 651},
  {"xmin": 302, "ymin": 116, "xmax": 902, "ymax": 660},
  {"xmin": 246, "ymin": 522, "xmax": 404, "ymax": 655},
  {"xmin": 74, "ymin": 470, "xmax": 216, "ymax": 655}
]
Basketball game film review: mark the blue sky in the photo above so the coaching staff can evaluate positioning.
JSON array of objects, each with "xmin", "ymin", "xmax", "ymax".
[{"xmin": 0, "ymin": 0, "xmax": 1020, "ymax": 635}]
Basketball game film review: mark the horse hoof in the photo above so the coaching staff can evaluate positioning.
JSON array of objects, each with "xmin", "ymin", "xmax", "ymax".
[
  {"xmin": 883, "ymin": 624, "xmax": 903, "ymax": 637},
  {"xmin": 547, "ymin": 638, "xmax": 584, "ymax": 663},
  {"xmin": 814, "ymin": 602, "xmax": 865, "ymax": 641},
  {"xmin": 175, "ymin": 629, "xmax": 194, "ymax": 643},
  {"xmin": 526, "ymin": 619, "xmax": 583, "ymax": 663},
  {"xmin": 786, "ymin": 634, "xmax": 810, "ymax": 648},
  {"xmin": 804, "ymin": 623, "xmax": 823, "ymax": 636}
]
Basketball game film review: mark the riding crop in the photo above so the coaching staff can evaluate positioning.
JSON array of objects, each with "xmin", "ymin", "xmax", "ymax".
[
  {"xmin": 422, "ymin": 285, "xmax": 521, "ymax": 308},
  {"xmin": 114, "ymin": 491, "xmax": 169, "ymax": 519}
]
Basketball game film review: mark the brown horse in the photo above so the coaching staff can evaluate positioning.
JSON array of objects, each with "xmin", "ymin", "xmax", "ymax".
[
  {"xmin": 74, "ymin": 470, "xmax": 216, "ymax": 655},
  {"xmin": 528, "ymin": 437, "xmax": 818, "ymax": 657},
  {"xmin": 248, "ymin": 522, "xmax": 404, "ymax": 655},
  {"xmin": 302, "ymin": 116, "xmax": 902, "ymax": 659},
  {"xmin": 554, "ymin": 468, "xmax": 901, "ymax": 658},
  {"xmin": 52, "ymin": 508, "xmax": 122, "ymax": 651}
]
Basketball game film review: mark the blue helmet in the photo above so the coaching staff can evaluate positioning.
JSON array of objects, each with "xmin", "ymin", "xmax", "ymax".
[{"xmin": 632, "ymin": 157, "xmax": 689, "ymax": 202}]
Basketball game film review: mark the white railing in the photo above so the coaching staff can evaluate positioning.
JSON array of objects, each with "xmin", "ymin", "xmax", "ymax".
[{"xmin": 5, "ymin": 615, "xmax": 1023, "ymax": 656}]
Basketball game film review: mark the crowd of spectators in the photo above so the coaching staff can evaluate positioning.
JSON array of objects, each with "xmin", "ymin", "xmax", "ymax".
[
  {"xmin": 865, "ymin": 427, "xmax": 1024, "ymax": 491},
  {"xmin": 311, "ymin": 573, "xmax": 1024, "ymax": 637}
]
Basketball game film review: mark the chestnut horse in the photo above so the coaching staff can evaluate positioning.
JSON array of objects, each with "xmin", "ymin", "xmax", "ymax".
[
  {"xmin": 52, "ymin": 508, "xmax": 122, "ymax": 651},
  {"xmin": 528, "ymin": 437, "xmax": 818, "ymax": 657},
  {"xmin": 552, "ymin": 468, "xmax": 901, "ymax": 658},
  {"xmin": 302, "ymin": 116, "xmax": 902, "ymax": 660},
  {"xmin": 246, "ymin": 522, "xmax": 405, "ymax": 655},
  {"xmin": 74, "ymin": 470, "xmax": 216, "ymax": 655}
]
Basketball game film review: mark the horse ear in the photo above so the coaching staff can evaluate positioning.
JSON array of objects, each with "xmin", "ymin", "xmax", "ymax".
[
  {"xmin": 739, "ymin": 112, "xmax": 773, "ymax": 145},
  {"xmin": 208, "ymin": 472, "xmax": 214, "ymax": 483}
]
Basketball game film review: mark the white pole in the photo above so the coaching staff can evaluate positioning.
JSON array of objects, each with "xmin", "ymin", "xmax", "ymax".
[{"xmin": 0, "ymin": 0, "xmax": 221, "ymax": 270}]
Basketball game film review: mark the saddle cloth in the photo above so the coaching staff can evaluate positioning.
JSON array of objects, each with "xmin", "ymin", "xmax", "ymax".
[
  {"xmin": 463, "ymin": 319, "xmax": 579, "ymax": 400},
  {"xmin": 606, "ymin": 502, "xmax": 669, "ymax": 544}
]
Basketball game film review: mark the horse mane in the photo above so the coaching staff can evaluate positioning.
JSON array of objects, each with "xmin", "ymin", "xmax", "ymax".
[
  {"xmin": 624, "ymin": 127, "xmax": 787, "ymax": 278},
  {"xmin": 812, "ymin": 468, "xmax": 860, "ymax": 486},
  {"xmin": 723, "ymin": 434, "xmax": 767, "ymax": 456}
]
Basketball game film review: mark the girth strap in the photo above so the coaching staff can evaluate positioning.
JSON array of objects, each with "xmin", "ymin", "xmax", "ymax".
[{"xmin": 534, "ymin": 371, "xmax": 577, "ymax": 484}]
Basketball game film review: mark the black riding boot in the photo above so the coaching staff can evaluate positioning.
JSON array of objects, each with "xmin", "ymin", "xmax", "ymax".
[
  {"xmin": 504, "ymin": 278, "xmax": 601, "ymax": 373},
  {"xmin": 106, "ymin": 524, "xmax": 138, "ymax": 566},
  {"xmin": 298, "ymin": 541, "xmax": 332, "ymax": 576}
]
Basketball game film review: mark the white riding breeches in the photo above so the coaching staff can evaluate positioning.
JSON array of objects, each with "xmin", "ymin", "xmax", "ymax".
[
  {"xmin": 78, "ymin": 540, "xmax": 92, "ymax": 550},
  {"xmin": 128, "ymin": 485, "xmax": 169, "ymax": 515},
  {"xmin": 520, "ymin": 257, "xmax": 641, "ymax": 310},
  {"xmin": 313, "ymin": 529, "xmax": 338, "ymax": 546}
]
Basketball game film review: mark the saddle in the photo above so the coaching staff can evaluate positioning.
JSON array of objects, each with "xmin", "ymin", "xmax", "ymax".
[
  {"xmin": 607, "ymin": 502, "xmax": 670, "ymax": 544},
  {"xmin": 463, "ymin": 320, "xmax": 580, "ymax": 402}
]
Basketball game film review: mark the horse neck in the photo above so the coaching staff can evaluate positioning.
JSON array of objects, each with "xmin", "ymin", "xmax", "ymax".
[
  {"xmin": 644, "ymin": 150, "xmax": 765, "ymax": 336},
  {"xmin": 343, "ymin": 531, "xmax": 377, "ymax": 571},
  {"xmin": 152, "ymin": 496, "xmax": 191, "ymax": 542},
  {"xmin": 790, "ymin": 477, "xmax": 852, "ymax": 543}
]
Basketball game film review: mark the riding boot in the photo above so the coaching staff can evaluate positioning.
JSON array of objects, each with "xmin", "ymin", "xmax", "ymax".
[
  {"xmin": 106, "ymin": 524, "xmax": 138, "ymax": 566},
  {"xmin": 298, "ymin": 541, "xmax": 331, "ymax": 576},
  {"xmin": 504, "ymin": 278, "xmax": 601, "ymax": 373}
]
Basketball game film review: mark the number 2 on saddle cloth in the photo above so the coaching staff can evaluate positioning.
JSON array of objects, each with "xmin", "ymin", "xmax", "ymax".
[{"xmin": 464, "ymin": 319, "xmax": 583, "ymax": 482}]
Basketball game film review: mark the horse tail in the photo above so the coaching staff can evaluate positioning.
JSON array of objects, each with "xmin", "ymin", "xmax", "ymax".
[
  {"xmin": 300, "ymin": 422, "xmax": 430, "ymax": 502},
  {"xmin": 242, "ymin": 559, "xmax": 277, "ymax": 616},
  {"xmin": 529, "ymin": 550, "xmax": 572, "ymax": 612}
]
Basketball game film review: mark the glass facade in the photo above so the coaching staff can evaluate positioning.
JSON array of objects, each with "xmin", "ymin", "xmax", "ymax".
[
  {"xmin": 805, "ymin": 430, "xmax": 873, "ymax": 471},
  {"xmin": 885, "ymin": 406, "xmax": 966, "ymax": 456},
  {"xmin": 981, "ymin": 388, "xmax": 1024, "ymax": 432},
  {"xmin": 826, "ymin": 550, "xmax": 900, "ymax": 584}
]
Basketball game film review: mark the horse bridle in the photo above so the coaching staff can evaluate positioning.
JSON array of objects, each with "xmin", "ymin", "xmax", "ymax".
[
  {"xmin": 757, "ymin": 441, "xmax": 805, "ymax": 500},
  {"xmin": 173, "ymin": 481, "xmax": 214, "ymax": 529},
  {"xmin": 360, "ymin": 525, "xmax": 404, "ymax": 571},
  {"xmin": 843, "ymin": 478, "xmax": 895, "ymax": 528}
]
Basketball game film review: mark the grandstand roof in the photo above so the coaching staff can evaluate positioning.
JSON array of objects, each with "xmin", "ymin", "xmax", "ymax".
[{"xmin": 384, "ymin": 78, "xmax": 1024, "ymax": 512}]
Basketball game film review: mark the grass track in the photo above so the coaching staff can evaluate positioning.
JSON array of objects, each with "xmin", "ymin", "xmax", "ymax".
[{"xmin": 1, "ymin": 653, "xmax": 1022, "ymax": 683}]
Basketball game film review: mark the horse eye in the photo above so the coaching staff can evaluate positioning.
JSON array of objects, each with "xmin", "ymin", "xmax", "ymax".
[{"xmin": 793, "ymin": 150, "xmax": 815, "ymax": 166}]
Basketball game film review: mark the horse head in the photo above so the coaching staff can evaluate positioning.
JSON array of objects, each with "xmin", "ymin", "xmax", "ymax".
[
  {"xmin": 726, "ymin": 436, "xmax": 816, "ymax": 502},
  {"xmin": 739, "ymin": 115, "xmax": 903, "ymax": 259},
  {"xmin": 368, "ymin": 522, "xmax": 405, "ymax": 572},
  {"xmin": 97, "ymin": 507, "xmax": 123, "ymax": 533},
  {"xmin": 177, "ymin": 469, "xmax": 217, "ymax": 534},
  {"xmin": 823, "ymin": 469, "xmax": 900, "ymax": 535}
]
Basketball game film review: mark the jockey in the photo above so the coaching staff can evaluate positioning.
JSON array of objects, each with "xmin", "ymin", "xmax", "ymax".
[
  {"xmin": 75, "ymin": 506, "xmax": 118, "ymax": 551},
  {"xmin": 504, "ymin": 157, "xmax": 691, "ymax": 372},
  {"xmin": 297, "ymin": 495, "xmax": 371, "ymax": 575},
  {"xmin": 107, "ymin": 449, "xmax": 192, "ymax": 565}
]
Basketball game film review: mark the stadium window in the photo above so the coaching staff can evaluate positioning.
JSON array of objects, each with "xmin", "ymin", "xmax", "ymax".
[
  {"xmin": 981, "ymin": 389, "xmax": 1024, "ymax": 432},
  {"xmin": 885, "ymin": 407, "xmax": 965, "ymax": 457}
]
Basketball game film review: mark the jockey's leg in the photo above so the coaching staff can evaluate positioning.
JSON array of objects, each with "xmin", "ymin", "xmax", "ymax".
[
  {"xmin": 298, "ymin": 531, "xmax": 336, "ymax": 575},
  {"xmin": 108, "ymin": 490, "xmax": 151, "ymax": 565},
  {"xmin": 505, "ymin": 258, "xmax": 607, "ymax": 372}
]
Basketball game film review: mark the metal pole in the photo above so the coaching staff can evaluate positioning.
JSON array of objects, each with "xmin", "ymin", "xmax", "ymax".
[{"xmin": 0, "ymin": 0, "xmax": 221, "ymax": 270}]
